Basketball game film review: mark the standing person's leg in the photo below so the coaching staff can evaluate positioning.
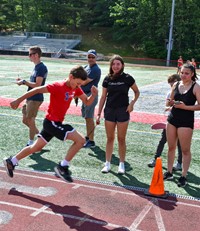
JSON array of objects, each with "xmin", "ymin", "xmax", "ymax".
[
  {"xmin": 173, "ymin": 139, "xmax": 182, "ymax": 171},
  {"xmin": 177, "ymin": 127, "xmax": 193, "ymax": 187},
  {"xmin": 164, "ymin": 123, "xmax": 177, "ymax": 180},
  {"xmin": 82, "ymin": 95, "xmax": 98, "ymax": 148},
  {"xmin": 3, "ymin": 137, "xmax": 47, "ymax": 177},
  {"xmin": 155, "ymin": 129, "xmax": 167, "ymax": 158},
  {"xmin": 101, "ymin": 120, "xmax": 116, "ymax": 173},
  {"xmin": 116, "ymin": 121, "xmax": 129, "ymax": 174},
  {"xmin": 22, "ymin": 101, "xmax": 42, "ymax": 145},
  {"xmin": 148, "ymin": 129, "xmax": 167, "ymax": 167}
]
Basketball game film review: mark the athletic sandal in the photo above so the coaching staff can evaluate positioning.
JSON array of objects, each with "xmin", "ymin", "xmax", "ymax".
[
  {"xmin": 54, "ymin": 163, "xmax": 73, "ymax": 183},
  {"xmin": 3, "ymin": 157, "xmax": 15, "ymax": 178}
]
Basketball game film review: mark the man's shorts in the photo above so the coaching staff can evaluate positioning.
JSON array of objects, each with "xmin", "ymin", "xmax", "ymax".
[
  {"xmin": 104, "ymin": 106, "xmax": 130, "ymax": 122},
  {"xmin": 81, "ymin": 94, "xmax": 98, "ymax": 118},
  {"xmin": 22, "ymin": 100, "xmax": 42, "ymax": 119},
  {"xmin": 38, "ymin": 118, "xmax": 75, "ymax": 143}
]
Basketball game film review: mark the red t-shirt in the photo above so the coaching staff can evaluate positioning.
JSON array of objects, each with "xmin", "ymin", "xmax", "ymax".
[
  {"xmin": 46, "ymin": 80, "xmax": 83, "ymax": 122},
  {"xmin": 177, "ymin": 58, "xmax": 183, "ymax": 67}
]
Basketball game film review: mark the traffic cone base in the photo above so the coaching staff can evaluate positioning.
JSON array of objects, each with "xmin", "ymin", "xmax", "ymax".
[
  {"xmin": 144, "ymin": 188, "xmax": 169, "ymax": 199},
  {"xmin": 144, "ymin": 157, "xmax": 169, "ymax": 199}
]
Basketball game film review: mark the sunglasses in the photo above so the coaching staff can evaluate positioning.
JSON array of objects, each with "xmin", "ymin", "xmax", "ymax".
[
  {"xmin": 29, "ymin": 53, "xmax": 36, "ymax": 57},
  {"xmin": 88, "ymin": 56, "xmax": 95, "ymax": 59}
]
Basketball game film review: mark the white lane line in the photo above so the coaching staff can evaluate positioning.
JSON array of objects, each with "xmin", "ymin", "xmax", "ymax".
[
  {"xmin": 0, "ymin": 211, "xmax": 13, "ymax": 225},
  {"xmin": 0, "ymin": 201, "xmax": 125, "ymax": 229},
  {"xmin": 129, "ymin": 199, "xmax": 153, "ymax": 231},
  {"xmin": 153, "ymin": 199, "xmax": 166, "ymax": 231},
  {"xmin": 31, "ymin": 204, "xmax": 50, "ymax": 217},
  {"xmin": 0, "ymin": 180, "xmax": 57, "ymax": 197}
]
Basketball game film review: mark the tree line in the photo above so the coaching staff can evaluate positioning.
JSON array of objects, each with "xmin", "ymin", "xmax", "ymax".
[{"xmin": 1, "ymin": 0, "xmax": 200, "ymax": 61}]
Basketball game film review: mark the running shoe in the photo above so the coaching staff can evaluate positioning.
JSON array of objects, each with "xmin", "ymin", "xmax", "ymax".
[
  {"xmin": 3, "ymin": 157, "xmax": 15, "ymax": 178},
  {"xmin": 148, "ymin": 159, "xmax": 156, "ymax": 168},
  {"xmin": 177, "ymin": 176, "xmax": 187, "ymax": 187},
  {"xmin": 173, "ymin": 162, "xmax": 182, "ymax": 171},
  {"xmin": 54, "ymin": 163, "xmax": 73, "ymax": 183},
  {"xmin": 163, "ymin": 171, "xmax": 173, "ymax": 180},
  {"xmin": 83, "ymin": 140, "xmax": 95, "ymax": 148},
  {"xmin": 101, "ymin": 162, "xmax": 111, "ymax": 173},
  {"xmin": 118, "ymin": 162, "xmax": 125, "ymax": 174}
]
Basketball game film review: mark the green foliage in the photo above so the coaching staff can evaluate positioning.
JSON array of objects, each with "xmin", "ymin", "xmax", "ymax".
[{"xmin": 1, "ymin": 0, "xmax": 200, "ymax": 60}]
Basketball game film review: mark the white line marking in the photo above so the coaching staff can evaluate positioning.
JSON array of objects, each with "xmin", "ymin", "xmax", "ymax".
[
  {"xmin": 0, "ymin": 201, "xmax": 125, "ymax": 229},
  {"xmin": 129, "ymin": 200, "xmax": 153, "ymax": 230},
  {"xmin": 0, "ymin": 210, "xmax": 13, "ymax": 225},
  {"xmin": 31, "ymin": 204, "xmax": 50, "ymax": 217},
  {"xmin": 0, "ymin": 179, "xmax": 57, "ymax": 197},
  {"xmin": 153, "ymin": 199, "xmax": 166, "ymax": 231}
]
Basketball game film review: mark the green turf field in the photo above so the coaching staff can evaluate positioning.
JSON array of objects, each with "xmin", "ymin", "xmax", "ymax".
[{"xmin": 0, "ymin": 56, "xmax": 200, "ymax": 199}]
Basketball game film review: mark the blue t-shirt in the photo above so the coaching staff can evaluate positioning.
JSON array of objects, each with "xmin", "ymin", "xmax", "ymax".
[
  {"xmin": 81, "ymin": 63, "xmax": 101, "ymax": 94},
  {"xmin": 27, "ymin": 62, "xmax": 48, "ymax": 101}
]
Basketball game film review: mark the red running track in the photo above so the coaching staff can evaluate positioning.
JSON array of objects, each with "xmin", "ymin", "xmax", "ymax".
[{"xmin": 0, "ymin": 167, "xmax": 200, "ymax": 231}]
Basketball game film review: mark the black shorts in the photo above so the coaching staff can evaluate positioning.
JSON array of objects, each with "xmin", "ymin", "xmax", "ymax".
[
  {"xmin": 38, "ymin": 118, "xmax": 75, "ymax": 143},
  {"xmin": 168, "ymin": 117, "xmax": 194, "ymax": 129},
  {"xmin": 104, "ymin": 106, "xmax": 130, "ymax": 122}
]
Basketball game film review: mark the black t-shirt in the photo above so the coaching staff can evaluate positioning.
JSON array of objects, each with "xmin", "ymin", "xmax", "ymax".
[{"xmin": 102, "ymin": 72, "xmax": 135, "ymax": 108}]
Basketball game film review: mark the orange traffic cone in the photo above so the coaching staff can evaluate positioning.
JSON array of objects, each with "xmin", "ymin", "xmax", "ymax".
[{"xmin": 144, "ymin": 157, "xmax": 168, "ymax": 198}]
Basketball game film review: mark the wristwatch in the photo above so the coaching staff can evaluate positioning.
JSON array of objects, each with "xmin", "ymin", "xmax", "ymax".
[{"xmin": 22, "ymin": 80, "xmax": 26, "ymax": 85}]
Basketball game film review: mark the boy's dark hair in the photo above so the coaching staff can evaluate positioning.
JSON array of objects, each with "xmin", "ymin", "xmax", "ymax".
[
  {"xmin": 70, "ymin": 66, "xmax": 87, "ymax": 80},
  {"xmin": 29, "ymin": 46, "xmax": 42, "ymax": 57},
  {"xmin": 168, "ymin": 74, "xmax": 181, "ymax": 83}
]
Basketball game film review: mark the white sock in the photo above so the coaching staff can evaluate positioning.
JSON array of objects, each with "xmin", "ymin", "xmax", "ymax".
[
  {"xmin": 119, "ymin": 162, "xmax": 124, "ymax": 168},
  {"xmin": 11, "ymin": 156, "xmax": 19, "ymax": 166},
  {"xmin": 105, "ymin": 161, "xmax": 110, "ymax": 167},
  {"xmin": 61, "ymin": 160, "xmax": 70, "ymax": 167}
]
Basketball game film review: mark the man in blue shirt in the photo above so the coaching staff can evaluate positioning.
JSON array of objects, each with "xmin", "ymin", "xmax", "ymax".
[
  {"xmin": 81, "ymin": 49, "xmax": 101, "ymax": 148},
  {"xmin": 16, "ymin": 46, "xmax": 48, "ymax": 146}
]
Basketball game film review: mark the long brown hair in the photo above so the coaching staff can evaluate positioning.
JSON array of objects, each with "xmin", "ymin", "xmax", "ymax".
[{"xmin": 108, "ymin": 55, "xmax": 124, "ymax": 80}]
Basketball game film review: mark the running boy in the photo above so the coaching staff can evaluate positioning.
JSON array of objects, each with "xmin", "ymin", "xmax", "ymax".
[{"xmin": 3, "ymin": 65, "xmax": 98, "ymax": 182}]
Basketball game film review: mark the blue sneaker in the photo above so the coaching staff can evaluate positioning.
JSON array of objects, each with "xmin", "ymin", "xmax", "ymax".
[{"xmin": 83, "ymin": 140, "xmax": 95, "ymax": 148}]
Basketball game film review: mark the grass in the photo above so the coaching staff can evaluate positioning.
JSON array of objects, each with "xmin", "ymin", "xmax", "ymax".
[{"xmin": 0, "ymin": 56, "xmax": 200, "ymax": 199}]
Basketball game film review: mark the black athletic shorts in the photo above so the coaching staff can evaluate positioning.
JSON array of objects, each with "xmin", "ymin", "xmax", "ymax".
[
  {"xmin": 104, "ymin": 106, "xmax": 130, "ymax": 122},
  {"xmin": 38, "ymin": 118, "xmax": 75, "ymax": 143},
  {"xmin": 168, "ymin": 117, "xmax": 194, "ymax": 129}
]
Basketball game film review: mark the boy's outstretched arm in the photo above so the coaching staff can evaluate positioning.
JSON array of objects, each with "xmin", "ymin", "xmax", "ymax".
[
  {"xmin": 79, "ymin": 85, "xmax": 98, "ymax": 106},
  {"xmin": 10, "ymin": 86, "xmax": 49, "ymax": 110}
]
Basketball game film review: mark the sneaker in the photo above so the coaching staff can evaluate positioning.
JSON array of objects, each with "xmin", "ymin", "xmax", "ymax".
[
  {"xmin": 177, "ymin": 176, "xmax": 187, "ymax": 187},
  {"xmin": 148, "ymin": 159, "xmax": 156, "ymax": 168},
  {"xmin": 163, "ymin": 171, "xmax": 173, "ymax": 180},
  {"xmin": 118, "ymin": 162, "xmax": 125, "ymax": 174},
  {"xmin": 173, "ymin": 162, "xmax": 182, "ymax": 171},
  {"xmin": 83, "ymin": 140, "xmax": 95, "ymax": 148},
  {"xmin": 54, "ymin": 163, "xmax": 73, "ymax": 183},
  {"xmin": 3, "ymin": 157, "xmax": 15, "ymax": 178},
  {"xmin": 101, "ymin": 162, "xmax": 111, "ymax": 173}
]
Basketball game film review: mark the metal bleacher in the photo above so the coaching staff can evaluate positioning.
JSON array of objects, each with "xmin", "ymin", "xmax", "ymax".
[{"xmin": 0, "ymin": 32, "xmax": 82, "ymax": 57}]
